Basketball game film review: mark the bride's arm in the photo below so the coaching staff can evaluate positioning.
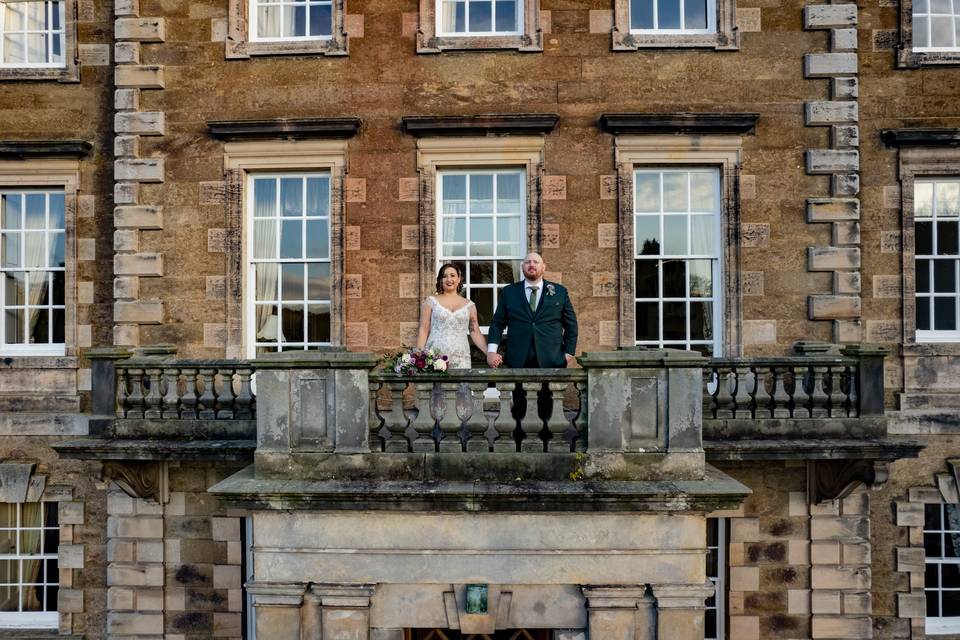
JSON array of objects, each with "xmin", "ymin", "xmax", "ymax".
[
  {"xmin": 468, "ymin": 304, "xmax": 487, "ymax": 352},
  {"xmin": 415, "ymin": 300, "xmax": 432, "ymax": 349}
]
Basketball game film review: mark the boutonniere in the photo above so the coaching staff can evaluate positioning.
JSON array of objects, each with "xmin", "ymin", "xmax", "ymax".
[{"xmin": 546, "ymin": 283, "xmax": 556, "ymax": 297}]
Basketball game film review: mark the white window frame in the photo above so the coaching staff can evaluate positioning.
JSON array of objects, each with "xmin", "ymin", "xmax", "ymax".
[
  {"xmin": 435, "ymin": 167, "xmax": 527, "ymax": 332},
  {"xmin": 435, "ymin": 0, "xmax": 524, "ymax": 37},
  {"xmin": 244, "ymin": 171, "xmax": 333, "ymax": 358},
  {"xmin": 628, "ymin": 0, "xmax": 717, "ymax": 34},
  {"xmin": 706, "ymin": 517, "xmax": 726, "ymax": 640},
  {"xmin": 633, "ymin": 167, "xmax": 724, "ymax": 356},
  {"xmin": 0, "ymin": 187, "xmax": 66, "ymax": 357},
  {"xmin": 248, "ymin": 0, "xmax": 334, "ymax": 42},
  {"xmin": 912, "ymin": 0, "xmax": 960, "ymax": 52},
  {"xmin": 0, "ymin": 1, "xmax": 66, "ymax": 68},
  {"xmin": 0, "ymin": 502, "xmax": 59, "ymax": 630},
  {"xmin": 915, "ymin": 177, "xmax": 960, "ymax": 343},
  {"xmin": 925, "ymin": 503, "xmax": 960, "ymax": 634}
]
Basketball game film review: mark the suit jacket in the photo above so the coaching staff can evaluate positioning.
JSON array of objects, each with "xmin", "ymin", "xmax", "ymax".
[{"xmin": 487, "ymin": 280, "xmax": 578, "ymax": 368}]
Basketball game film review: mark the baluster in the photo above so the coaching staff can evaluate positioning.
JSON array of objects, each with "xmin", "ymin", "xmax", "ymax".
[
  {"xmin": 410, "ymin": 382, "xmax": 437, "ymax": 452},
  {"xmin": 732, "ymin": 367, "xmax": 754, "ymax": 419},
  {"xmin": 436, "ymin": 382, "xmax": 461, "ymax": 452},
  {"xmin": 216, "ymin": 368, "xmax": 237, "ymax": 419},
  {"xmin": 492, "ymin": 382, "xmax": 517, "ymax": 452},
  {"xmin": 197, "ymin": 368, "xmax": 217, "ymax": 419},
  {"xmin": 234, "ymin": 367, "xmax": 254, "ymax": 419},
  {"xmin": 161, "ymin": 367, "xmax": 181, "ymax": 418},
  {"xmin": 519, "ymin": 382, "xmax": 543, "ymax": 452},
  {"xmin": 809, "ymin": 365, "xmax": 829, "ymax": 418},
  {"xmin": 792, "ymin": 364, "xmax": 812, "ymax": 418},
  {"xmin": 465, "ymin": 382, "xmax": 489, "ymax": 452},
  {"xmin": 571, "ymin": 380, "xmax": 587, "ymax": 452},
  {"xmin": 770, "ymin": 366, "xmax": 791, "ymax": 419},
  {"xmin": 368, "ymin": 382, "xmax": 385, "ymax": 451},
  {"xmin": 714, "ymin": 367, "xmax": 735, "ymax": 420},
  {"xmin": 827, "ymin": 365, "xmax": 847, "ymax": 418},
  {"xmin": 846, "ymin": 364, "xmax": 859, "ymax": 417},
  {"xmin": 703, "ymin": 369, "xmax": 718, "ymax": 420},
  {"xmin": 126, "ymin": 367, "xmax": 145, "ymax": 419},
  {"xmin": 749, "ymin": 366, "xmax": 770, "ymax": 419},
  {"xmin": 381, "ymin": 382, "xmax": 410, "ymax": 452},
  {"xmin": 116, "ymin": 367, "xmax": 129, "ymax": 418},
  {"xmin": 180, "ymin": 367, "xmax": 198, "ymax": 419},
  {"xmin": 546, "ymin": 382, "xmax": 570, "ymax": 452}
]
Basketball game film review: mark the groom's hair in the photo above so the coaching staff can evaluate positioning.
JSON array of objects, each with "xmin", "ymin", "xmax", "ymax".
[{"xmin": 435, "ymin": 263, "xmax": 465, "ymax": 294}]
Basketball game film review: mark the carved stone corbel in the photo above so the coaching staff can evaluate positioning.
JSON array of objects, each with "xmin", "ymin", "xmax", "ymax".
[
  {"xmin": 102, "ymin": 460, "xmax": 168, "ymax": 503},
  {"xmin": 810, "ymin": 459, "xmax": 889, "ymax": 503}
]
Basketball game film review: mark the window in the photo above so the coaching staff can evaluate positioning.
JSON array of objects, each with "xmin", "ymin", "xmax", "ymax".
[
  {"xmin": 629, "ymin": 0, "xmax": 715, "ymax": 33},
  {"xmin": 417, "ymin": 0, "xmax": 542, "ymax": 52},
  {"xmin": 0, "ymin": 1, "xmax": 65, "ymax": 67},
  {"xmin": 436, "ymin": 0, "xmax": 522, "ymax": 36},
  {"xmin": 0, "ymin": 502, "xmax": 58, "ymax": 629},
  {"xmin": 247, "ymin": 173, "xmax": 332, "ymax": 355},
  {"xmin": 437, "ymin": 169, "xmax": 525, "ymax": 328},
  {"xmin": 913, "ymin": 0, "xmax": 960, "ymax": 50},
  {"xmin": 249, "ymin": 0, "xmax": 332, "ymax": 41},
  {"xmin": 0, "ymin": 189, "xmax": 65, "ymax": 356},
  {"xmin": 915, "ymin": 178, "xmax": 960, "ymax": 341},
  {"xmin": 706, "ymin": 517, "xmax": 727, "ymax": 640},
  {"xmin": 925, "ymin": 503, "xmax": 960, "ymax": 634},
  {"xmin": 633, "ymin": 168, "xmax": 722, "ymax": 355},
  {"xmin": 226, "ymin": 0, "xmax": 346, "ymax": 58}
]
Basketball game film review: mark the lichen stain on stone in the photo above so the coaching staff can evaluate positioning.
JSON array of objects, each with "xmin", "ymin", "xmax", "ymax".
[{"xmin": 768, "ymin": 519, "xmax": 794, "ymax": 536}]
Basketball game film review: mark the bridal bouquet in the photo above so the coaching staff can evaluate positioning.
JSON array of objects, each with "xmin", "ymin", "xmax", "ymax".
[{"xmin": 381, "ymin": 347, "xmax": 449, "ymax": 376}]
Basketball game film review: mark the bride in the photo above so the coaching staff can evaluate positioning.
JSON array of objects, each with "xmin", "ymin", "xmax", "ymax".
[{"xmin": 416, "ymin": 263, "xmax": 488, "ymax": 369}]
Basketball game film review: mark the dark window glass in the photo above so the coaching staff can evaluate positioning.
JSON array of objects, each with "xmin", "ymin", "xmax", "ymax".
[
  {"xmin": 917, "ymin": 259, "xmax": 931, "ymax": 293},
  {"xmin": 663, "ymin": 302, "xmax": 685, "ymax": 340},
  {"xmin": 943, "ymin": 590, "xmax": 960, "ymax": 616},
  {"xmin": 636, "ymin": 302, "xmax": 659, "ymax": 341},
  {"xmin": 470, "ymin": 261, "xmax": 494, "ymax": 285},
  {"xmin": 939, "ymin": 221, "xmax": 959, "ymax": 255},
  {"xmin": 494, "ymin": 0, "xmax": 516, "ymax": 31},
  {"xmin": 469, "ymin": 1, "xmax": 492, "ymax": 31},
  {"xmin": 927, "ymin": 532, "xmax": 944, "ymax": 557},
  {"xmin": 935, "ymin": 297, "xmax": 956, "ymax": 331},
  {"xmin": 631, "ymin": 0, "xmax": 655, "ymax": 28},
  {"xmin": 917, "ymin": 221, "xmax": 934, "ymax": 255},
  {"xmin": 918, "ymin": 298, "xmax": 931, "ymax": 331},
  {"xmin": 473, "ymin": 288, "xmax": 493, "ymax": 326},
  {"xmin": 935, "ymin": 260, "xmax": 957, "ymax": 292},
  {"xmin": 657, "ymin": 0, "xmax": 682, "ymax": 28},
  {"xmin": 663, "ymin": 260, "xmax": 685, "ymax": 298},
  {"xmin": 928, "ymin": 504, "xmax": 944, "ymax": 530},
  {"xmin": 636, "ymin": 260, "xmax": 659, "ymax": 298},
  {"xmin": 684, "ymin": 0, "xmax": 708, "ymax": 29},
  {"xmin": 929, "ymin": 589, "xmax": 940, "ymax": 617}
]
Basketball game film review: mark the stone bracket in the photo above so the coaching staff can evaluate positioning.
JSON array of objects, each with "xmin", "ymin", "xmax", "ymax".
[
  {"xmin": 809, "ymin": 459, "xmax": 889, "ymax": 503},
  {"xmin": 102, "ymin": 460, "xmax": 168, "ymax": 503}
]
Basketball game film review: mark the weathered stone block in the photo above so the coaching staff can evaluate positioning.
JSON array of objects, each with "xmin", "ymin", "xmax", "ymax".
[
  {"xmin": 808, "ymin": 246, "xmax": 860, "ymax": 271},
  {"xmin": 787, "ymin": 589, "xmax": 809, "ymax": 615},
  {"xmin": 114, "ymin": 300, "xmax": 164, "ymax": 323},
  {"xmin": 842, "ymin": 541, "xmax": 871, "ymax": 564},
  {"xmin": 844, "ymin": 592, "xmax": 872, "ymax": 614},
  {"xmin": 833, "ymin": 271, "xmax": 861, "ymax": 294},
  {"xmin": 736, "ymin": 7, "xmax": 761, "ymax": 32},
  {"xmin": 59, "ymin": 501, "xmax": 84, "ymax": 525},
  {"xmin": 742, "ymin": 320, "xmax": 777, "ymax": 344},
  {"xmin": 833, "ymin": 173, "xmax": 860, "ymax": 196},
  {"xmin": 114, "ymin": 276, "xmax": 140, "ymax": 300},
  {"xmin": 78, "ymin": 43, "xmax": 110, "ymax": 65},
  {"xmin": 115, "ymin": 158, "xmax": 164, "ymax": 182},
  {"xmin": 115, "ymin": 0, "xmax": 138, "ymax": 16},
  {"xmin": 213, "ymin": 564, "xmax": 241, "ymax": 589},
  {"xmin": 832, "ymin": 124, "xmax": 860, "ymax": 148},
  {"xmin": 115, "ymin": 111, "xmax": 165, "ymax": 136},
  {"xmin": 807, "ymin": 150, "xmax": 860, "ymax": 174},
  {"xmin": 115, "ymin": 17, "xmax": 166, "ymax": 41},
  {"xmin": 805, "ymin": 101, "xmax": 858, "ymax": 125},
  {"xmin": 810, "ymin": 540, "xmax": 841, "ymax": 564},
  {"xmin": 137, "ymin": 540, "xmax": 164, "ymax": 563},
  {"xmin": 804, "ymin": 53, "xmax": 858, "ymax": 77},
  {"xmin": 896, "ymin": 502, "xmax": 924, "ymax": 527},
  {"xmin": 731, "ymin": 518, "xmax": 760, "ymax": 542},
  {"xmin": 58, "ymin": 588, "xmax": 83, "ymax": 613},
  {"xmin": 811, "ymin": 616, "xmax": 871, "ymax": 639},
  {"xmin": 114, "ymin": 88, "xmax": 140, "ymax": 110},
  {"xmin": 730, "ymin": 566, "xmax": 759, "ymax": 591},
  {"xmin": 832, "ymin": 77, "xmax": 859, "ymax": 99},
  {"xmin": 114, "ymin": 253, "xmax": 163, "ymax": 276},
  {"xmin": 115, "ymin": 205, "xmax": 163, "ymax": 229},
  {"xmin": 114, "ymin": 41, "xmax": 140, "ymax": 64},
  {"xmin": 107, "ymin": 564, "xmax": 164, "ymax": 586},
  {"xmin": 114, "ymin": 135, "xmax": 140, "ymax": 158},
  {"xmin": 107, "ymin": 539, "xmax": 135, "ymax": 562},
  {"xmin": 809, "ymin": 294, "xmax": 862, "ymax": 319},
  {"xmin": 897, "ymin": 547, "xmax": 926, "ymax": 573},
  {"xmin": 898, "ymin": 592, "xmax": 926, "ymax": 618},
  {"xmin": 114, "ymin": 229, "xmax": 139, "ymax": 252},
  {"xmin": 115, "ymin": 65, "xmax": 165, "ymax": 88},
  {"xmin": 807, "ymin": 198, "xmax": 860, "ymax": 222},
  {"xmin": 114, "ymin": 323, "xmax": 140, "ymax": 347},
  {"xmin": 108, "ymin": 612, "xmax": 164, "ymax": 635},
  {"xmin": 811, "ymin": 566, "xmax": 871, "ymax": 590},
  {"xmin": 804, "ymin": 5, "xmax": 858, "ymax": 28},
  {"xmin": 832, "ymin": 28, "xmax": 858, "ymax": 51},
  {"xmin": 212, "ymin": 517, "xmax": 241, "ymax": 541}
]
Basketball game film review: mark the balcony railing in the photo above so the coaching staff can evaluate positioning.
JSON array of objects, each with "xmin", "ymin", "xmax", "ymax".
[{"xmin": 368, "ymin": 370, "xmax": 587, "ymax": 453}]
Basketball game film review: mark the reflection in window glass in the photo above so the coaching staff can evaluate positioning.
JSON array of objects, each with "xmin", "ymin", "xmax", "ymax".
[
  {"xmin": 706, "ymin": 518, "xmax": 726, "ymax": 640},
  {"xmin": 249, "ymin": 174, "xmax": 331, "ymax": 355},
  {"xmin": 438, "ymin": 0, "xmax": 521, "ymax": 35},
  {"xmin": 0, "ymin": 1, "xmax": 65, "ymax": 67},
  {"xmin": 633, "ymin": 168, "xmax": 722, "ymax": 355},
  {"xmin": 438, "ymin": 170, "xmax": 525, "ymax": 327},
  {"xmin": 630, "ymin": 0, "xmax": 714, "ymax": 32},
  {"xmin": 925, "ymin": 503, "xmax": 960, "ymax": 634},
  {"xmin": 913, "ymin": 0, "xmax": 960, "ymax": 50},
  {"xmin": 251, "ymin": 0, "xmax": 333, "ymax": 40},
  {"xmin": 915, "ymin": 178, "xmax": 960, "ymax": 340},
  {"xmin": 0, "ymin": 502, "xmax": 59, "ymax": 628}
]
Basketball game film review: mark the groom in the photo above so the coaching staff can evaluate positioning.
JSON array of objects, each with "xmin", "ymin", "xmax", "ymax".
[{"xmin": 486, "ymin": 252, "xmax": 578, "ymax": 369}]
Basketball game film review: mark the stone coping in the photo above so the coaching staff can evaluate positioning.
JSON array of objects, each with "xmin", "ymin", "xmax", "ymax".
[
  {"xmin": 370, "ymin": 368, "xmax": 587, "ymax": 383},
  {"xmin": 704, "ymin": 437, "xmax": 923, "ymax": 461},
  {"xmin": 704, "ymin": 416, "xmax": 888, "ymax": 440},
  {"xmin": 0, "ymin": 140, "xmax": 92, "ymax": 159},
  {"xmin": 207, "ymin": 117, "xmax": 362, "ymax": 141},
  {"xmin": 598, "ymin": 113, "xmax": 760, "ymax": 136},
  {"xmin": 577, "ymin": 348, "xmax": 707, "ymax": 368},
  {"xmin": 881, "ymin": 128, "xmax": 960, "ymax": 147},
  {"xmin": 400, "ymin": 114, "xmax": 560, "ymax": 137},
  {"xmin": 208, "ymin": 463, "xmax": 750, "ymax": 512},
  {"xmin": 52, "ymin": 437, "xmax": 256, "ymax": 461}
]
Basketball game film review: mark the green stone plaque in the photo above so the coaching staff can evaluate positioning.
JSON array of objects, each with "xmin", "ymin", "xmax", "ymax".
[{"xmin": 465, "ymin": 584, "xmax": 488, "ymax": 614}]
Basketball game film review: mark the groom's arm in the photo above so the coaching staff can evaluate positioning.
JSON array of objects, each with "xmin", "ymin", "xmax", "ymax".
[
  {"xmin": 561, "ymin": 290, "xmax": 578, "ymax": 358},
  {"xmin": 487, "ymin": 292, "xmax": 508, "ymax": 351}
]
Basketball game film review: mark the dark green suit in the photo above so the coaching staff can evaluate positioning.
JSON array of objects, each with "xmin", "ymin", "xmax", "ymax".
[{"xmin": 488, "ymin": 280, "xmax": 578, "ymax": 368}]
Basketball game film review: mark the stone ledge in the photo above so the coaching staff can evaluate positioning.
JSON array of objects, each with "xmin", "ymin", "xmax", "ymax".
[
  {"xmin": 881, "ymin": 128, "xmax": 960, "ymax": 147},
  {"xmin": 52, "ymin": 438, "xmax": 256, "ymax": 461},
  {"xmin": 208, "ymin": 117, "xmax": 362, "ymax": 141},
  {"xmin": 598, "ymin": 112, "xmax": 760, "ymax": 135},
  {"xmin": 704, "ymin": 437, "xmax": 922, "ymax": 461},
  {"xmin": 0, "ymin": 140, "xmax": 92, "ymax": 159},
  {"xmin": 401, "ymin": 113, "xmax": 559, "ymax": 137}
]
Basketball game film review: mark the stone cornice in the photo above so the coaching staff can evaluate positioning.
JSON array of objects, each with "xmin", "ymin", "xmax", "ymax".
[
  {"xmin": 0, "ymin": 140, "xmax": 93, "ymax": 159},
  {"xmin": 208, "ymin": 117, "xmax": 362, "ymax": 141},
  {"xmin": 599, "ymin": 113, "xmax": 760, "ymax": 136},
  {"xmin": 401, "ymin": 113, "xmax": 560, "ymax": 137},
  {"xmin": 881, "ymin": 128, "xmax": 960, "ymax": 147}
]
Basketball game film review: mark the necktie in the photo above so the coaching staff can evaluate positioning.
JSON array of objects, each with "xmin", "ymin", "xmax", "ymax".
[{"xmin": 529, "ymin": 286, "xmax": 539, "ymax": 313}]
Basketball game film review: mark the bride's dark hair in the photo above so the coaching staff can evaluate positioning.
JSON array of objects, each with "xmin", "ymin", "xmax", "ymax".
[{"xmin": 435, "ymin": 263, "xmax": 464, "ymax": 294}]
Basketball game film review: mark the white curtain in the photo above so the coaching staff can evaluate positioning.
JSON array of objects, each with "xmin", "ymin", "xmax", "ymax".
[
  {"xmin": 440, "ymin": 0, "xmax": 460, "ymax": 32},
  {"xmin": 257, "ymin": 2, "xmax": 282, "ymax": 38},
  {"xmin": 19, "ymin": 503, "xmax": 41, "ymax": 611},
  {"xmin": 24, "ymin": 231, "xmax": 51, "ymax": 343},
  {"xmin": 254, "ymin": 198, "xmax": 279, "ymax": 341}
]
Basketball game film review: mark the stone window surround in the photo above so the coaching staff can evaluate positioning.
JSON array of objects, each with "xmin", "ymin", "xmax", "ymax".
[
  {"xmin": 223, "ymin": 139, "xmax": 347, "ymax": 359},
  {"xmin": 0, "ymin": 158, "xmax": 78, "ymax": 365},
  {"xmin": 615, "ymin": 134, "xmax": 743, "ymax": 354},
  {"xmin": 415, "ymin": 135, "xmax": 545, "ymax": 302},
  {"xmin": 0, "ymin": 0, "xmax": 79, "ymax": 82},
  {"xmin": 226, "ymin": 0, "xmax": 347, "ymax": 58},
  {"xmin": 896, "ymin": 0, "xmax": 960, "ymax": 68},
  {"xmin": 895, "ymin": 145, "xmax": 960, "ymax": 357},
  {"xmin": 612, "ymin": 0, "xmax": 739, "ymax": 50},
  {"xmin": 417, "ymin": 0, "xmax": 542, "ymax": 53}
]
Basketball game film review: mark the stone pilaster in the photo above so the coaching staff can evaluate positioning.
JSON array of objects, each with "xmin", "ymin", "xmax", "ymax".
[
  {"xmin": 651, "ymin": 583, "xmax": 715, "ymax": 640},
  {"xmin": 802, "ymin": 3, "xmax": 863, "ymax": 342},
  {"xmin": 312, "ymin": 584, "xmax": 375, "ymax": 640},
  {"xmin": 581, "ymin": 586, "xmax": 655, "ymax": 640},
  {"xmin": 247, "ymin": 582, "xmax": 307, "ymax": 640},
  {"xmin": 112, "ymin": 2, "xmax": 166, "ymax": 346}
]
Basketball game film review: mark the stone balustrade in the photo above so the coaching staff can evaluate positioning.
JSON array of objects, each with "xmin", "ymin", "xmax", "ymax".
[{"xmin": 116, "ymin": 359, "xmax": 255, "ymax": 420}]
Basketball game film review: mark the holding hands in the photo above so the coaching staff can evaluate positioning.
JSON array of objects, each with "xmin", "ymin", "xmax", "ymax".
[{"xmin": 486, "ymin": 352, "xmax": 504, "ymax": 368}]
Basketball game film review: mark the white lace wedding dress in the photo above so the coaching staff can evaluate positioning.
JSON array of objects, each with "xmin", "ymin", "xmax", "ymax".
[{"xmin": 424, "ymin": 296, "xmax": 473, "ymax": 369}]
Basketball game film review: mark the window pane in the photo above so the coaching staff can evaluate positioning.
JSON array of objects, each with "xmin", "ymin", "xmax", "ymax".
[
  {"xmin": 0, "ymin": 583, "xmax": 16, "ymax": 612},
  {"xmin": 636, "ymin": 216, "xmax": 660, "ymax": 255},
  {"xmin": 253, "ymin": 179, "xmax": 277, "ymax": 217},
  {"xmin": 636, "ymin": 260, "xmax": 659, "ymax": 298},
  {"xmin": 48, "ymin": 193, "xmax": 64, "ymax": 229},
  {"xmin": 3, "ymin": 35, "xmax": 26, "ymax": 64},
  {"xmin": 5, "ymin": 309, "xmax": 23, "ymax": 343},
  {"xmin": 497, "ymin": 173, "xmax": 522, "ymax": 213},
  {"xmin": 690, "ymin": 215, "xmax": 715, "ymax": 255},
  {"xmin": 918, "ymin": 259, "xmax": 931, "ymax": 293},
  {"xmin": 690, "ymin": 301, "xmax": 713, "ymax": 340},
  {"xmin": 25, "ymin": 33, "xmax": 46, "ymax": 64},
  {"xmin": 4, "ymin": 272, "xmax": 25, "ymax": 305},
  {"xmin": 690, "ymin": 172, "xmax": 716, "ymax": 211},
  {"xmin": 934, "ymin": 260, "xmax": 957, "ymax": 291},
  {"xmin": 309, "ymin": 3, "xmax": 332, "ymax": 35},
  {"xmin": 26, "ymin": 1, "xmax": 45, "ymax": 29},
  {"xmin": 470, "ymin": 175, "xmax": 494, "ymax": 213},
  {"xmin": 468, "ymin": 0, "xmax": 492, "ymax": 31},
  {"xmin": 943, "ymin": 563, "xmax": 960, "ymax": 588},
  {"xmin": 917, "ymin": 221, "xmax": 934, "ymax": 255},
  {"xmin": 496, "ymin": 260, "xmax": 521, "ymax": 284},
  {"xmin": 927, "ymin": 530, "xmax": 945, "ymax": 557},
  {"xmin": 442, "ymin": 175, "xmax": 467, "ymax": 214},
  {"xmin": 257, "ymin": 5, "xmax": 281, "ymax": 37},
  {"xmin": 440, "ymin": 0, "xmax": 466, "ymax": 32},
  {"xmin": 915, "ymin": 15, "xmax": 930, "ymax": 47},
  {"xmin": 29, "ymin": 309, "xmax": 48, "ymax": 344},
  {"xmin": 931, "ymin": 0, "xmax": 951, "ymax": 11},
  {"xmin": 470, "ymin": 218, "xmax": 494, "ymax": 256},
  {"xmin": 442, "ymin": 217, "xmax": 466, "ymax": 245},
  {"xmin": 307, "ymin": 304, "xmax": 330, "ymax": 342},
  {"xmin": 495, "ymin": 0, "xmax": 517, "ymax": 31},
  {"xmin": 305, "ymin": 220, "xmax": 329, "ymax": 259},
  {"xmin": 281, "ymin": 263, "xmax": 304, "ymax": 301},
  {"xmin": 944, "ymin": 590, "xmax": 960, "ymax": 616},
  {"xmin": 689, "ymin": 260, "xmax": 713, "ymax": 297},
  {"xmin": 939, "ymin": 182, "xmax": 960, "ymax": 216},
  {"xmin": 636, "ymin": 302, "xmax": 659, "ymax": 341},
  {"xmin": 684, "ymin": 0, "xmax": 708, "ymax": 29},
  {"xmin": 472, "ymin": 288, "xmax": 493, "ymax": 326},
  {"xmin": 52, "ymin": 308, "xmax": 64, "ymax": 344},
  {"xmin": 927, "ymin": 589, "xmax": 940, "ymax": 617},
  {"xmin": 306, "ymin": 177, "xmax": 329, "ymax": 216},
  {"xmin": 496, "ymin": 217, "xmax": 521, "ymax": 245},
  {"xmin": 947, "ymin": 504, "xmax": 960, "ymax": 531},
  {"xmin": 280, "ymin": 304, "xmax": 305, "ymax": 343},
  {"xmin": 2, "ymin": 234, "xmax": 19, "ymax": 268},
  {"xmin": 290, "ymin": 4, "xmax": 307, "ymax": 36},
  {"xmin": 935, "ymin": 297, "xmax": 956, "ymax": 330},
  {"xmin": 280, "ymin": 220, "xmax": 303, "ymax": 259},
  {"xmin": 939, "ymin": 221, "xmax": 959, "ymax": 255},
  {"xmin": 662, "ymin": 173, "xmax": 687, "ymax": 211},
  {"xmin": 24, "ymin": 195, "xmax": 44, "ymax": 229},
  {"xmin": 253, "ymin": 221, "xmax": 276, "ymax": 259},
  {"xmin": 663, "ymin": 215, "xmax": 687, "ymax": 255},
  {"xmin": 50, "ymin": 232, "xmax": 64, "ymax": 268},
  {"xmin": 932, "ymin": 15, "xmax": 955, "ymax": 46},
  {"xmin": 658, "ymin": 0, "xmax": 682, "ymax": 27},
  {"xmin": 470, "ymin": 261, "xmax": 494, "ymax": 284},
  {"xmin": 635, "ymin": 173, "xmax": 660, "ymax": 212},
  {"xmin": 663, "ymin": 302, "xmax": 686, "ymax": 340},
  {"xmin": 928, "ymin": 504, "xmax": 944, "ymax": 530},
  {"xmin": 307, "ymin": 263, "xmax": 331, "ymax": 301},
  {"xmin": 2, "ymin": 194, "xmax": 20, "ymax": 229},
  {"xmin": 5, "ymin": 3, "xmax": 26, "ymax": 30},
  {"xmin": 663, "ymin": 260, "xmax": 685, "ymax": 298},
  {"xmin": 281, "ymin": 178, "xmax": 302, "ymax": 217},
  {"xmin": 918, "ymin": 297, "xmax": 931, "ymax": 330}
]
